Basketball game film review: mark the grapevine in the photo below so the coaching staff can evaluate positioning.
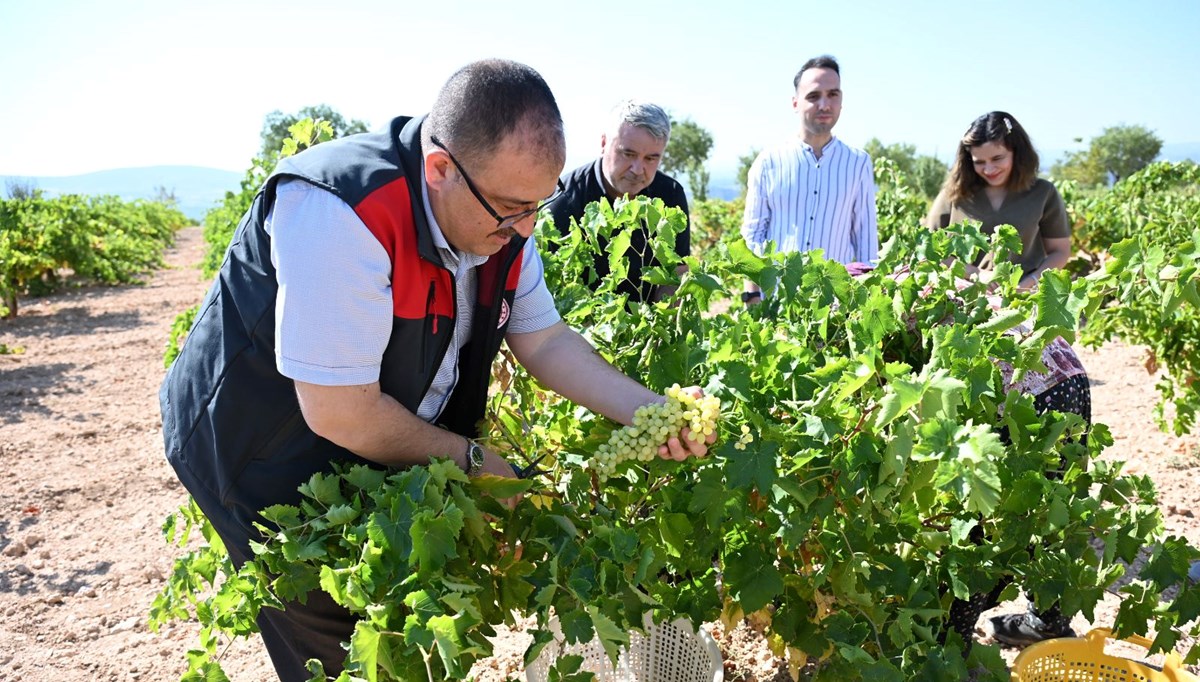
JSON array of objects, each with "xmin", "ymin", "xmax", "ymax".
[
  {"xmin": 0, "ymin": 194, "xmax": 187, "ymax": 318},
  {"xmin": 1068, "ymin": 161, "xmax": 1200, "ymax": 433},
  {"xmin": 151, "ymin": 188, "xmax": 1200, "ymax": 681}
]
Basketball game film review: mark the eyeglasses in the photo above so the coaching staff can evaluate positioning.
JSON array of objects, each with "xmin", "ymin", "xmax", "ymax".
[{"xmin": 430, "ymin": 135, "xmax": 564, "ymax": 231}]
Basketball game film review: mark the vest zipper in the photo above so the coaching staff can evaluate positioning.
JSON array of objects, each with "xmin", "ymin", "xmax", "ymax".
[
  {"xmin": 416, "ymin": 270, "xmax": 456, "ymax": 409},
  {"xmin": 423, "ymin": 280, "xmax": 437, "ymax": 372},
  {"xmin": 427, "ymin": 281, "xmax": 438, "ymax": 335},
  {"xmin": 424, "ymin": 279, "xmax": 439, "ymax": 374}
]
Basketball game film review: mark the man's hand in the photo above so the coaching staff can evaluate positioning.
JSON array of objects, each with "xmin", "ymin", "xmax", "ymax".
[
  {"xmin": 478, "ymin": 445, "xmax": 518, "ymax": 479},
  {"xmin": 658, "ymin": 426, "xmax": 716, "ymax": 461},
  {"xmin": 473, "ymin": 443, "xmax": 520, "ymax": 508},
  {"xmin": 845, "ymin": 261, "xmax": 875, "ymax": 277},
  {"xmin": 654, "ymin": 386, "xmax": 718, "ymax": 461}
]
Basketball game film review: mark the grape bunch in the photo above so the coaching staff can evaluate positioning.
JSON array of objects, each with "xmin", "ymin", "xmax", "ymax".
[{"xmin": 590, "ymin": 384, "xmax": 721, "ymax": 479}]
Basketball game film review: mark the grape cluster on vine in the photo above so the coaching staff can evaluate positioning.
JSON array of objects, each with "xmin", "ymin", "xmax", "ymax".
[{"xmin": 589, "ymin": 384, "xmax": 720, "ymax": 478}]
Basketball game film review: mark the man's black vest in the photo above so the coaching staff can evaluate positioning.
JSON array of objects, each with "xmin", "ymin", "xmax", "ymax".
[{"xmin": 159, "ymin": 115, "xmax": 525, "ymax": 510}]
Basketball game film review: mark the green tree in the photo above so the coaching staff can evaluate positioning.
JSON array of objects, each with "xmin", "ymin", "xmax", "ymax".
[
  {"xmin": 736, "ymin": 148, "xmax": 759, "ymax": 198},
  {"xmin": 1051, "ymin": 142, "xmax": 1106, "ymax": 186},
  {"xmin": 662, "ymin": 117, "xmax": 714, "ymax": 201},
  {"xmin": 864, "ymin": 138, "xmax": 917, "ymax": 173},
  {"xmin": 1052, "ymin": 125, "xmax": 1163, "ymax": 186},
  {"xmin": 4, "ymin": 177, "xmax": 39, "ymax": 200},
  {"xmin": 863, "ymin": 138, "xmax": 947, "ymax": 199},
  {"xmin": 913, "ymin": 155, "xmax": 949, "ymax": 199},
  {"xmin": 1092, "ymin": 124, "xmax": 1163, "ymax": 183},
  {"xmin": 259, "ymin": 104, "xmax": 369, "ymax": 157}
]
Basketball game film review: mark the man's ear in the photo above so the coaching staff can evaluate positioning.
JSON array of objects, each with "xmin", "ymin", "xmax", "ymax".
[
  {"xmin": 599, "ymin": 133, "xmax": 608, "ymax": 153},
  {"xmin": 424, "ymin": 151, "xmax": 453, "ymax": 191}
]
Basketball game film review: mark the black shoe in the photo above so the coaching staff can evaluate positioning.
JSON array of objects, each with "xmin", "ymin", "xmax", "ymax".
[{"xmin": 989, "ymin": 613, "xmax": 1076, "ymax": 648}]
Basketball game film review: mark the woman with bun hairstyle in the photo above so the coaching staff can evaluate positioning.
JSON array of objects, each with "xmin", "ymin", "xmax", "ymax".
[{"xmin": 926, "ymin": 111, "xmax": 1071, "ymax": 291}]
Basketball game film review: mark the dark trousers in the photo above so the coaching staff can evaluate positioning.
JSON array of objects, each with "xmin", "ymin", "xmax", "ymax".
[
  {"xmin": 943, "ymin": 374, "xmax": 1091, "ymax": 646},
  {"xmin": 944, "ymin": 577, "xmax": 1072, "ymax": 645},
  {"xmin": 173, "ymin": 462, "xmax": 356, "ymax": 682}
]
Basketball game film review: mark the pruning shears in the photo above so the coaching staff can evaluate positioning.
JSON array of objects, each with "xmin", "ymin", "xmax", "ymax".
[{"xmin": 511, "ymin": 451, "xmax": 552, "ymax": 479}]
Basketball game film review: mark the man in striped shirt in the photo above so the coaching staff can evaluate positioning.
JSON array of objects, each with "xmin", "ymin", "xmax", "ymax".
[{"xmin": 740, "ymin": 55, "xmax": 878, "ymax": 304}]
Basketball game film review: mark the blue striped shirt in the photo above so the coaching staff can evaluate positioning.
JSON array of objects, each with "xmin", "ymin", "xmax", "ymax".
[{"xmin": 741, "ymin": 137, "xmax": 878, "ymax": 265}]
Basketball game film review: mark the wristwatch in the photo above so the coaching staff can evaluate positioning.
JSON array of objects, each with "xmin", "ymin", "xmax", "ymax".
[
  {"xmin": 740, "ymin": 291, "xmax": 762, "ymax": 303},
  {"xmin": 463, "ymin": 440, "xmax": 485, "ymax": 478}
]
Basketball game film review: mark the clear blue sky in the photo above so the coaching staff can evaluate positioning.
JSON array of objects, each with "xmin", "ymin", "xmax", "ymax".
[{"xmin": 1, "ymin": 0, "xmax": 1197, "ymax": 178}]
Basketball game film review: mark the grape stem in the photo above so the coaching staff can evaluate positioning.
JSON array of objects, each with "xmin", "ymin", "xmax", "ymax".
[{"xmin": 628, "ymin": 475, "xmax": 671, "ymax": 523}]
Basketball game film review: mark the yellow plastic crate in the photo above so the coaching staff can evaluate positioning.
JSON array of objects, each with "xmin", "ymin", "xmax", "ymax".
[{"xmin": 1011, "ymin": 628, "xmax": 1196, "ymax": 681}]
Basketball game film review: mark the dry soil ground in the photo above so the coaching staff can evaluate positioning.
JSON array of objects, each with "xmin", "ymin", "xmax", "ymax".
[{"xmin": 2, "ymin": 226, "xmax": 1198, "ymax": 681}]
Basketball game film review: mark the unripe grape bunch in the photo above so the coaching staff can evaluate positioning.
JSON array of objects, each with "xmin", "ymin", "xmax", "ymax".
[{"xmin": 590, "ymin": 384, "xmax": 721, "ymax": 479}]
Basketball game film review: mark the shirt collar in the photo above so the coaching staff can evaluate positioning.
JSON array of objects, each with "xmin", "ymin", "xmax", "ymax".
[
  {"xmin": 799, "ymin": 137, "xmax": 840, "ymax": 155},
  {"xmin": 590, "ymin": 157, "xmax": 613, "ymax": 198}
]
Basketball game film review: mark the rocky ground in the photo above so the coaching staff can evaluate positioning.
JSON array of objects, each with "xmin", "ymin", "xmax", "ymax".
[{"xmin": 1, "ymin": 226, "xmax": 1198, "ymax": 681}]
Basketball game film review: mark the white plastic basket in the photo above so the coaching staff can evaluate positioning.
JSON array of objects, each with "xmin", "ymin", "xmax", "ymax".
[{"xmin": 525, "ymin": 615, "xmax": 724, "ymax": 682}]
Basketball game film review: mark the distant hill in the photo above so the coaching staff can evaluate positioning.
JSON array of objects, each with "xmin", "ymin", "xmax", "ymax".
[
  {"xmin": 707, "ymin": 168, "xmax": 742, "ymax": 201},
  {"xmin": 1, "ymin": 165, "xmax": 242, "ymax": 222}
]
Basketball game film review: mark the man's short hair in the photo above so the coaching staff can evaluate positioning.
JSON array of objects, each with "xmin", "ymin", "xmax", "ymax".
[
  {"xmin": 423, "ymin": 59, "xmax": 565, "ymax": 168},
  {"xmin": 610, "ymin": 99, "xmax": 672, "ymax": 143},
  {"xmin": 793, "ymin": 55, "xmax": 841, "ymax": 89}
]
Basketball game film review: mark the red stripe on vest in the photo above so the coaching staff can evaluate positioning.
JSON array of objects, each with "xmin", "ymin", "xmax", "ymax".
[
  {"xmin": 506, "ymin": 249, "xmax": 525, "ymax": 290},
  {"xmin": 476, "ymin": 246, "xmax": 526, "ymax": 308},
  {"xmin": 356, "ymin": 178, "xmax": 454, "ymax": 320}
]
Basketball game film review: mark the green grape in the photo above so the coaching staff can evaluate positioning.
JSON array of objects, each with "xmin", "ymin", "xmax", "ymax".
[{"xmin": 588, "ymin": 384, "xmax": 721, "ymax": 479}]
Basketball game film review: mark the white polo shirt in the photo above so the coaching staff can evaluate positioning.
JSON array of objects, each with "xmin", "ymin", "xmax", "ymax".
[{"xmin": 265, "ymin": 176, "xmax": 560, "ymax": 422}]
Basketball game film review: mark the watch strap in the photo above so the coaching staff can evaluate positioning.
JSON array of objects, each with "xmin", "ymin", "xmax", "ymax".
[{"xmin": 464, "ymin": 440, "xmax": 485, "ymax": 478}]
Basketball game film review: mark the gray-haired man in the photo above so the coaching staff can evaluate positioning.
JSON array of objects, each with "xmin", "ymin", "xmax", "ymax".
[{"xmin": 548, "ymin": 99, "xmax": 690, "ymax": 303}]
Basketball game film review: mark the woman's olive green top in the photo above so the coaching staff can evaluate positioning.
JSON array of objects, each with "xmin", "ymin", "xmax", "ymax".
[{"xmin": 925, "ymin": 178, "xmax": 1069, "ymax": 276}]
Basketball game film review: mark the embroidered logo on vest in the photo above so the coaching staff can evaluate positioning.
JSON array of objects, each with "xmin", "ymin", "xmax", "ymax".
[{"xmin": 497, "ymin": 299, "xmax": 511, "ymax": 329}]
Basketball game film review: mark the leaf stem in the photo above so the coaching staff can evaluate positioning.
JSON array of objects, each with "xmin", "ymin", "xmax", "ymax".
[
  {"xmin": 628, "ymin": 475, "xmax": 671, "ymax": 523},
  {"xmin": 418, "ymin": 643, "xmax": 436, "ymax": 682}
]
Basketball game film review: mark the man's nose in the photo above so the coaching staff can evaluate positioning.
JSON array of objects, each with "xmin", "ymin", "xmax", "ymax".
[{"xmin": 512, "ymin": 214, "xmax": 537, "ymax": 238}]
